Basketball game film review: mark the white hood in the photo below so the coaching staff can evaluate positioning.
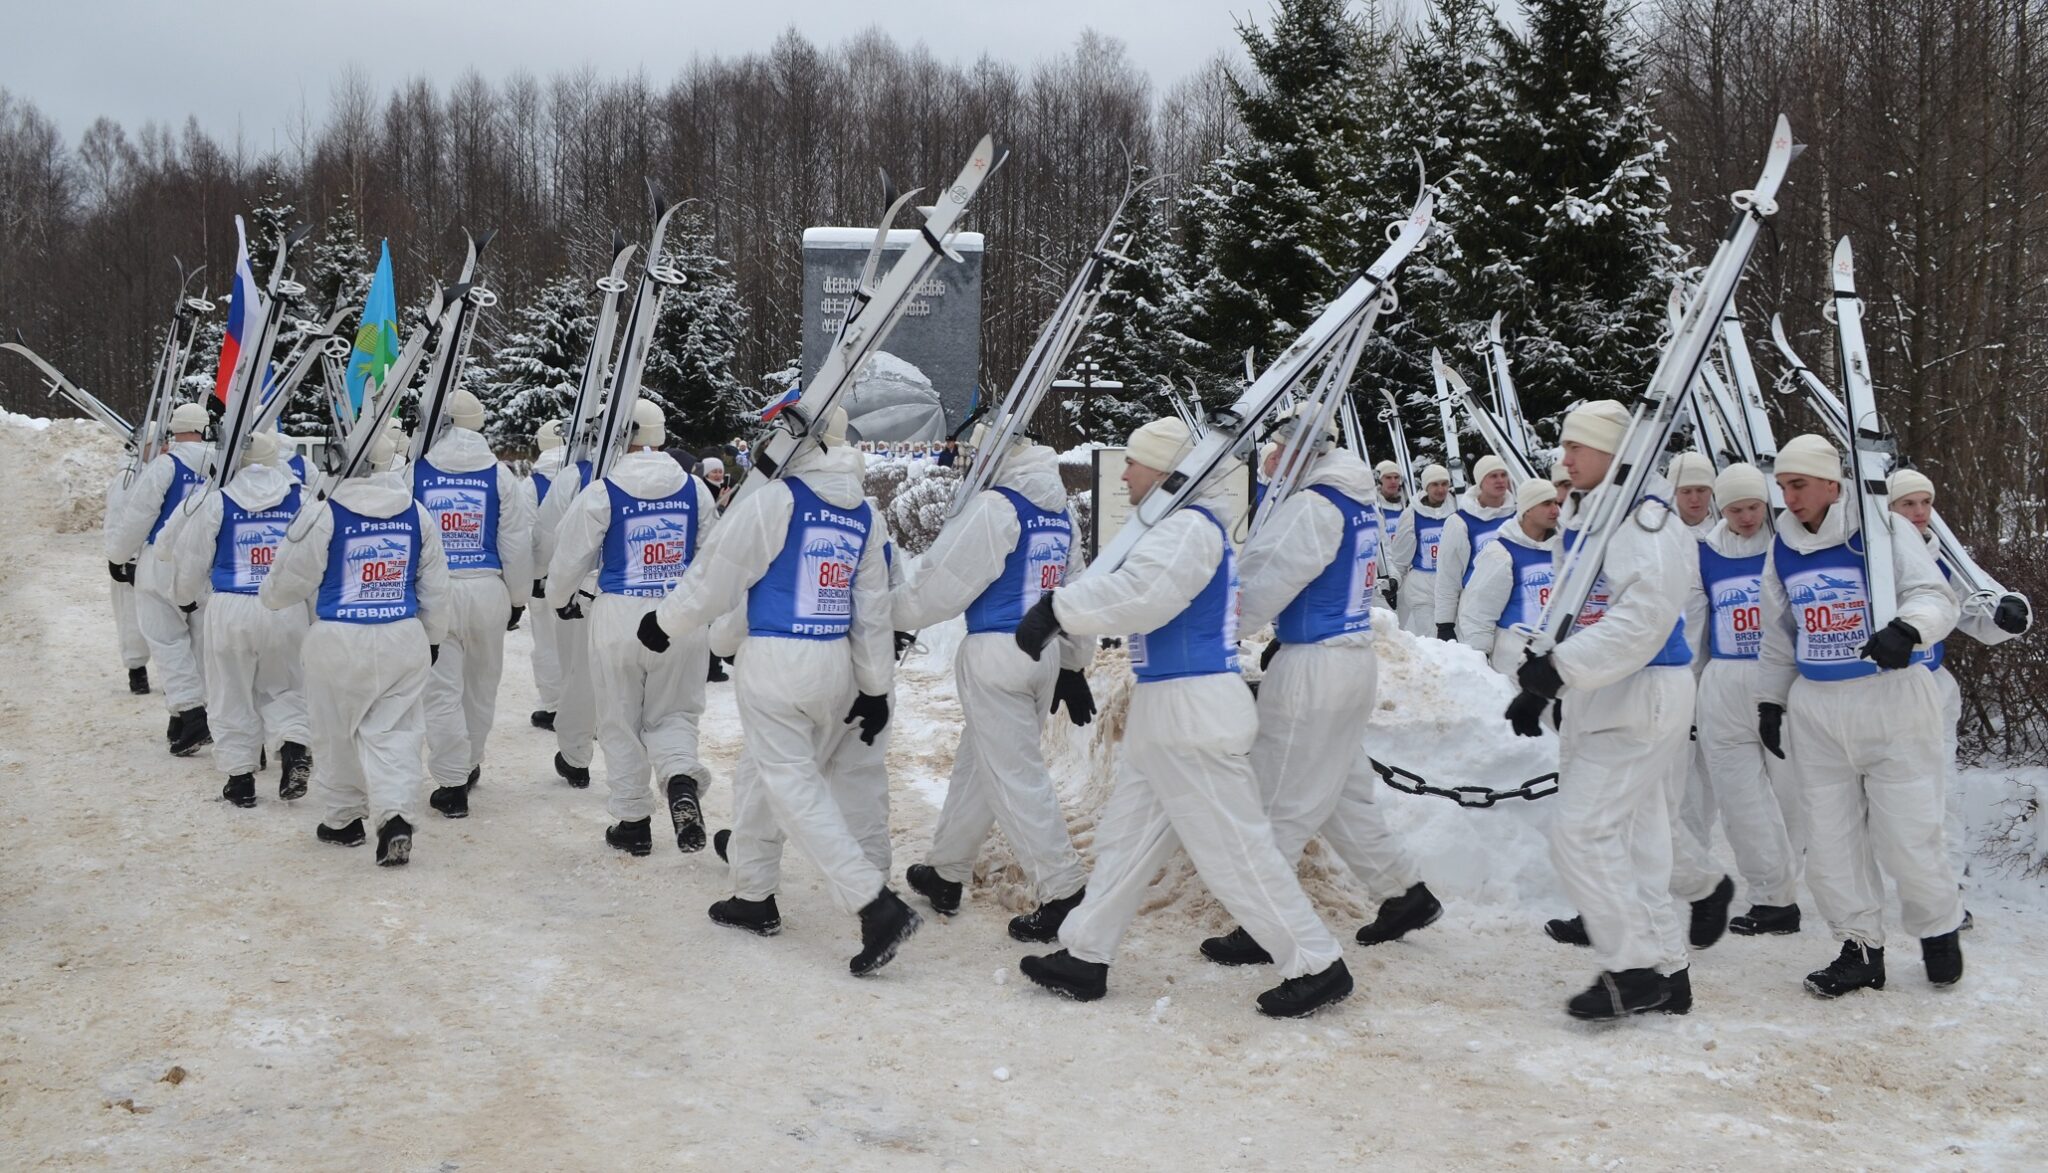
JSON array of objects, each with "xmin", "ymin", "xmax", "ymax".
[
  {"xmin": 1300, "ymin": 448, "xmax": 1378, "ymax": 500},
  {"xmin": 1495, "ymin": 514, "xmax": 1555, "ymax": 552},
  {"xmin": 224, "ymin": 463, "xmax": 295, "ymax": 512},
  {"xmin": 1704, "ymin": 517, "xmax": 1773, "ymax": 558},
  {"xmin": 608, "ymin": 448, "xmax": 687, "ymax": 499},
  {"xmin": 423, "ymin": 426, "xmax": 498, "ymax": 474},
  {"xmin": 993, "ymin": 443, "xmax": 1068, "ymax": 513},
  {"xmin": 532, "ymin": 447, "xmax": 566, "ymax": 477},
  {"xmin": 331, "ymin": 477, "xmax": 418, "ymax": 520},
  {"xmin": 784, "ymin": 443, "xmax": 867, "ymax": 510},
  {"xmin": 1773, "ymin": 499, "xmax": 1851, "ymax": 554}
]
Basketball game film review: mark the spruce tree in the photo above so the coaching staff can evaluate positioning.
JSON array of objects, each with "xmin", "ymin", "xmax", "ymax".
[
  {"xmin": 482, "ymin": 271, "xmax": 592, "ymax": 450},
  {"xmin": 277, "ymin": 196, "xmax": 374, "ymax": 436},
  {"xmin": 641, "ymin": 208, "xmax": 750, "ymax": 448},
  {"xmin": 1069, "ymin": 169, "xmax": 1191, "ymax": 441}
]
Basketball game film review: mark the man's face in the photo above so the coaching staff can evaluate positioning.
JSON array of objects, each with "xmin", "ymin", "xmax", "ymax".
[
  {"xmin": 1123, "ymin": 460, "xmax": 1168, "ymax": 506},
  {"xmin": 1423, "ymin": 479, "xmax": 1449, "ymax": 506},
  {"xmin": 1777, "ymin": 474, "xmax": 1841, "ymax": 528},
  {"xmin": 1478, "ymin": 470, "xmax": 1510, "ymax": 506},
  {"xmin": 1722, "ymin": 498, "xmax": 1767, "ymax": 536},
  {"xmin": 1521, "ymin": 500, "xmax": 1559, "ymax": 536},
  {"xmin": 1675, "ymin": 484, "xmax": 1714, "ymax": 525},
  {"xmin": 1562, "ymin": 441, "xmax": 1612, "ymax": 490},
  {"xmin": 1379, "ymin": 472, "xmax": 1403, "ymax": 499},
  {"xmin": 1891, "ymin": 491, "xmax": 1934, "ymax": 534},
  {"xmin": 1261, "ymin": 445, "xmax": 1283, "ymax": 479}
]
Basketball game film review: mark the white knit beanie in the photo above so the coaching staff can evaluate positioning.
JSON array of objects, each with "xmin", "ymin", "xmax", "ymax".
[
  {"xmin": 1420, "ymin": 463, "xmax": 1452, "ymax": 489},
  {"xmin": 1713, "ymin": 462, "xmax": 1768, "ymax": 507},
  {"xmin": 817, "ymin": 405, "xmax": 850, "ymax": 447},
  {"xmin": 1472, "ymin": 454, "xmax": 1509, "ymax": 484},
  {"xmin": 1127, "ymin": 417, "xmax": 1192, "ymax": 472},
  {"xmin": 1667, "ymin": 451, "xmax": 1716, "ymax": 490},
  {"xmin": 1548, "ymin": 460, "xmax": 1572, "ymax": 485},
  {"xmin": 169, "ymin": 402, "xmax": 208, "ymax": 434},
  {"xmin": 1776, "ymin": 433, "xmax": 1843, "ymax": 482},
  {"xmin": 1560, "ymin": 400, "xmax": 1634, "ymax": 454},
  {"xmin": 1515, "ymin": 477, "xmax": 1556, "ymax": 516},
  {"xmin": 449, "ymin": 388, "xmax": 486, "ymax": 432},
  {"xmin": 1888, "ymin": 468, "xmax": 1936, "ymax": 505},
  {"xmin": 630, "ymin": 398, "xmax": 665, "ymax": 448},
  {"xmin": 536, "ymin": 419, "xmax": 564, "ymax": 452},
  {"xmin": 242, "ymin": 430, "xmax": 278, "ymax": 468},
  {"xmin": 1374, "ymin": 460, "xmax": 1401, "ymax": 478}
]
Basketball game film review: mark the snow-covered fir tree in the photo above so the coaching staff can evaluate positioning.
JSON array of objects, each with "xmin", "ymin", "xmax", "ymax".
[
  {"xmin": 276, "ymin": 195, "xmax": 374, "ymax": 436},
  {"xmin": 1068, "ymin": 167, "xmax": 1191, "ymax": 441},
  {"xmin": 640, "ymin": 208, "xmax": 751, "ymax": 447},
  {"xmin": 481, "ymin": 271, "xmax": 591, "ymax": 450}
]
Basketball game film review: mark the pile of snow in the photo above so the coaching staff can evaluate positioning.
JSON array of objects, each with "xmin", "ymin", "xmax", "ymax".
[{"xmin": 0, "ymin": 415, "xmax": 125, "ymax": 536}]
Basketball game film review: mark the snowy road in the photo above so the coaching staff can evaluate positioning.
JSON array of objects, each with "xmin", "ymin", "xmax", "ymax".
[{"xmin": 3, "ymin": 419, "xmax": 2044, "ymax": 1169}]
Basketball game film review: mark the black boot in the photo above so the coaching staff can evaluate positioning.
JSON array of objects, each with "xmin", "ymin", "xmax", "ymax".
[
  {"xmin": 221, "ymin": 774, "xmax": 257, "ymax": 809},
  {"xmin": 316, "ymin": 818, "xmax": 366, "ymax": 847},
  {"xmin": 169, "ymin": 707, "xmax": 212, "ymax": 757},
  {"xmin": 1689, "ymin": 875, "xmax": 1736, "ymax": 949},
  {"xmin": 606, "ymin": 817, "xmax": 652, "ymax": 857},
  {"xmin": 128, "ymin": 666, "xmax": 150, "ymax": 695},
  {"xmin": 166, "ymin": 711, "xmax": 181, "ymax": 748},
  {"xmin": 465, "ymin": 764, "xmax": 480, "ymax": 792},
  {"xmin": 1662, "ymin": 967, "xmax": 1692, "ymax": 1014},
  {"xmin": 1356, "ymin": 882, "xmax": 1444, "ymax": 946},
  {"xmin": 1566, "ymin": 968, "xmax": 1670, "ymax": 1020},
  {"xmin": 712, "ymin": 828, "xmax": 730, "ymax": 861},
  {"xmin": 706, "ymin": 654, "xmax": 729, "ymax": 683},
  {"xmin": 708, "ymin": 894, "xmax": 782, "ymax": 936},
  {"xmin": 905, "ymin": 863, "xmax": 962, "ymax": 916},
  {"xmin": 375, "ymin": 816, "xmax": 413, "ymax": 867},
  {"xmin": 530, "ymin": 709, "xmax": 555, "ymax": 730},
  {"xmin": 1728, "ymin": 903, "xmax": 1801, "ymax": 936},
  {"xmin": 1019, "ymin": 949, "xmax": 1108, "ymax": 1002},
  {"xmin": 554, "ymin": 752, "xmax": 590, "ymax": 789},
  {"xmin": 850, "ymin": 888, "xmax": 922, "ymax": 976},
  {"xmin": 666, "ymin": 775, "xmax": 706, "ymax": 853},
  {"xmin": 1199, "ymin": 925, "xmax": 1274, "ymax": 967},
  {"xmin": 1009, "ymin": 886, "xmax": 1087, "ymax": 944},
  {"xmin": 429, "ymin": 785, "xmax": 469, "ymax": 819},
  {"xmin": 1922, "ymin": 931, "xmax": 1964, "ymax": 987},
  {"xmin": 1805, "ymin": 940, "xmax": 1885, "ymax": 998},
  {"xmin": 278, "ymin": 741, "xmax": 311, "ymax": 801},
  {"xmin": 1545, "ymin": 914, "xmax": 1591, "ymax": 946},
  {"xmin": 1258, "ymin": 960, "xmax": 1354, "ymax": 1018},
  {"xmin": 1960, "ymin": 909, "xmax": 1974, "ymax": 932}
]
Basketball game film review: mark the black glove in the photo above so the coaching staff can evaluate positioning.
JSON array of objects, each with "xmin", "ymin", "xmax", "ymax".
[
  {"xmin": 637, "ymin": 610, "xmax": 671, "ymax": 653},
  {"xmin": 506, "ymin": 606, "xmax": 525, "ymax": 631},
  {"xmin": 1052, "ymin": 667, "xmax": 1096, "ymax": 727},
  {"xmin": 1994, "ymin": 594, "xmax": 2031, "ymax": 635},
  {"xmin": 1516, "ymin": 652, "xmax": 1564, "ymax": 701},
  {"xmin": 1384, "ymin": 576, "xmax": 1399, "ymax": 611},
  {"xmin": 1436, "ymin": 623, "xmax": 1457, "ymax": 642},
  {"xmin": 1758, "ymin": 702, "xmax": 1786, "ymax": 760},
  {"xmin": 178, "ymin": 601, "xmax": 197, "ymax": 615},
  {"xmin": 108, "ymin": 561, "xmax": 133, "ymax": 584},
  {"xmin": 893, "ymin": 630, "xmax": 917, "ymax": 658},
  {"xmin": 430, "ymin": 644, "xmax": 441, "ymax": 665},
  {"xmin": 844, "ymin": 691, "xmax": 890, "ymax": 745},
  {"xmin": 1260, "ymin": 639, "xmax": 1283, "ymax": 671},
  {"xmin": 1858, "ymin": 618, "xmax": 1922, "ymax": 670},
  {"xmin": 1015, "ymin": 592, "xmax": 1061, "ymax": 661},
  {"xmin": 1505, "ymin": 690, "xmax": 1548, "ymax": 738}
]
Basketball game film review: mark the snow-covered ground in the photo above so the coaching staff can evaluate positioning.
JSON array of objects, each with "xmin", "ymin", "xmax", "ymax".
[{"xmin": 3, "ymin": 416, "xmax": 2045, "ymax": 1169}]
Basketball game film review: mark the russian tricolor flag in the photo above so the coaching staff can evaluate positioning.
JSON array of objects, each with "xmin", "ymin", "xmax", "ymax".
[
  {"xmin": 212, "ymin": 217, "xmax": 262, "ymax": 402},
  {"xmin": 758, "ymin": 383, "xmax": 803, "ymax": 421}
]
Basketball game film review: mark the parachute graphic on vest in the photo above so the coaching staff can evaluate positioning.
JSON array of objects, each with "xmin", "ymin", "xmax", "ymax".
[
  {"xmin": 628, "ymin": 515, "xmax": 689, "ymax": 544},
  {"xmin": 1715, "ymin": 585, "xmax": 1754, "ymax": 609},
  {"xmin": 804, "ymin": 535, "xmax": 840, "ymax": 560},
  {"xmin": 346, "ymin": 536, "xmax": 412, "ymax": 565}
]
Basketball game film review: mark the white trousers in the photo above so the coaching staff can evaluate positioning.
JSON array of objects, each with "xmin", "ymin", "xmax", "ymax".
[
  {"xmin": 1668, "ymin": 731, "xmax": 1725, "ymax": 905},
  {"xmin": 925, "ymin": 633, "xmax": 1086, "ymax": 902},
  {"xmin": 1255, "ymin": 641, "xmax": 1418, "ymax": 903},
  {"xmin": 727, "ymin": 636, "xmax": 884, "ymax": 915},
  {"xmin": 1395, "ymin": 568, "xmax": 1438, "ymax": 636},
  {"xmin": 553, "ymin": 603, "xmax": 597, "ymax": 769},
  {"xmin": 304, "ymin": 618, "xmax": 430, "ymax": 831},
  {"xmin": 1058, "ymin": 674, "xmax": 1343, "ymax": 980},
  {"xmin": 1696, "ymin": 657, "xmax": 1802, "ymax": 906},
  {"xmin": 111, "ymin": 576, "xmax": 148, "ymax": 670},
  {"xmin": 424, "ymin": 575, "xmax": 510, "ymax": 785},
  {"xmin": 1788, "ymin": 669, "xmax": 1961, "ymax": 947},
  {"xmin": 1551, "ymin": 666, "xmax": 1694, "ymax": 975},
  {"xmin": 136, "ymin": 555, "xmax": 204, "ymax": 713},
  {"xmin": 590, "ymin": 592, "xmax": 708, "ymax": 822},
  {"xmin": 531, "ymin": 593, "xmax": 562, "ymax": 710},
  {"xmin": 1933, "ymin": 666, "xmax": 1969, "ymax": 882},
  {"xmin": 729, "ymin": 697, "xmax": 893, "ymax": 902},
  {"xmin": 201, "ymin": 593, "xmax": 310, "ymax": 776}
]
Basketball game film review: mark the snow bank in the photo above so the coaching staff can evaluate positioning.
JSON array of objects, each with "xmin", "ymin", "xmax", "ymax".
[{"xmin": 1, "ymin": 413, "xmax": 126, "ymax": 535}]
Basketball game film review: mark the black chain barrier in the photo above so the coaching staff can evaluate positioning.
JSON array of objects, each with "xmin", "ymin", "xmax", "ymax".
[{"xmin": 1370, "ymin": 759, "xmax": 1559, "ymax": 808}]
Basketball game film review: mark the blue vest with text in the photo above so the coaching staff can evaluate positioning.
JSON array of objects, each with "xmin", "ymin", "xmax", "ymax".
[
  {"xmin": 748, "ymin": 478, "xmax": 873, "ymax": 640},
  {"xmin": 414, "ymin": 458, "xmax": 501, "ymax": 572},
  {"xmin": 1275, "ymin": 485, "xmax": 1378, "ymax": 644},
  {"xmin": 146, "ymin": 455, "xmax": 204, "ymax": 546},
  {"xmin": 599, "ymin": 479, "xmax": 699, "ymax": 598},
  {"xmin": 1700, "ymin": 542, "xmax": 1766, "ymax": 660},
  {"xmin": 1409, "ymin": 510, "xmax": 1446, "ymax": 573},
  {"xmin": 1456, "ymin": 509, "xmax": 1511, "ymax": 584},
  {"xmin": 286, "ymin": 452, "xmax": 309, "ymax": 484},
  {"xmin": 1770, "ymin": 532, "xmax": 1929, "ymax": 681},
  {"xmin": 1130, "ymin": 506, "xmax": 1240, "ymax": 682},
  {"xmin": 316, "ymin": 503, "xmax": 422, "ymax": 623},
  {"xmin": 210, "ymin": 487, "xmax": 301, "ymax": 595},
  {"xmin": 532, "ymin": 468, "xmax": 553, "ymax": 506},
  {"xmin": 964, "ymin": 487, "xmax": 1072, "ymax": 634},
  {"xmin": 1497, "ymin": 537, "xmax": 1555, "ymax": 631},
  {"xmin": 1562, "ymin": 518, "xmax": 1691, "ymax": 667}
]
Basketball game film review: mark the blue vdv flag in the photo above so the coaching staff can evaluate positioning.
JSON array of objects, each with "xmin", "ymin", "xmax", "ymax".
[{"xmin": 347, "ymin": 240, "xmax": 399, "ymax": 412}]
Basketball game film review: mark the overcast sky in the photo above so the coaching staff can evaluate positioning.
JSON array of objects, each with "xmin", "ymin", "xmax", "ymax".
[{"xmin": 4, "ymin": 0, "xmax": 1288, "ymax": 147}]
